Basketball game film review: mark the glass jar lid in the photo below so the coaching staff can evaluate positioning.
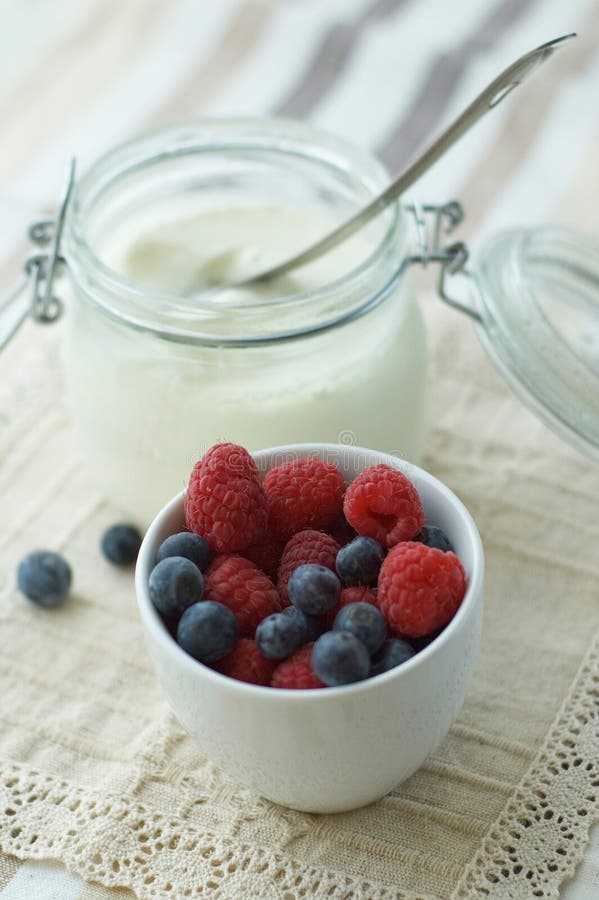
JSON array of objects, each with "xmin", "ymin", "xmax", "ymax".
[{"xmin": 474, "ymin": 226, "xmax": 599, "ymax": 459}]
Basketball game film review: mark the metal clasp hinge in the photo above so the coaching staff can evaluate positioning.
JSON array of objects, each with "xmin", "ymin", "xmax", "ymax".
[
  {"xmin": 403, "ymin": 200, "xmax": 481, "ymax": 323},
  {"xmin": 0, "ymin": 159, "xmax": 75, "ymax": 351}
]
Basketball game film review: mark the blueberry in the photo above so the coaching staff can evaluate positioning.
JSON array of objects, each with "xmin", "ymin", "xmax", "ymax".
[
  {"xmin": 176, "ymin": 601, "xmax": 237, "ymax": 663},
  {"xmin": 156, "ymin": 531, "xmax": 211, "ymax": 572},
  {"xmin": 256, "ymin": 611, "xmax": 305, "ymax": 660},
  {"xmin": 149, "ymin": 556, "xmax": 203, "ymax": 618},
  {"xmin": 287, "ymin": 564, "xmax": 341, "ymax": 615},
  {"xmin": 336, "ymin": 537, "xmax": 385, "ymax": 585},
  {"xmin": 333, "ymin": 602, "xmax": 386, "ymax": 656},
  {"xmin": 101, "ymin": 524, "xmax": 143, "ymax": 566},
  {"xmin": 414, "ymin": 525, "xmax": 454, "ymax": 553},
  {"xmin": 281, "ymin": 605, "xmax": 322, "ymax": 641},
  {"xmin": 371, "ymin": 638, "xmax": 415, "ymax": 676},
  {"xmin": 17, "ymin": 551, "xmax": 72, "ymax": 608},
  {"xmin": 312, "ymin": 631, "xmax": 370, "ymax": 686}
]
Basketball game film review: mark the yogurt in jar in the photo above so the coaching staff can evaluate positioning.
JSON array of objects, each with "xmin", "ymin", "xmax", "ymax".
[{"xmin": 64, "ymin": 202, "xmax": 428, "ymax": 523}]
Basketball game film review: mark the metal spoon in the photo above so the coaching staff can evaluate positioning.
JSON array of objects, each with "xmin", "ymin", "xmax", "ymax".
[{"xmin": 238, "ymin": 33, "xmax": 575, "ymax": 287}]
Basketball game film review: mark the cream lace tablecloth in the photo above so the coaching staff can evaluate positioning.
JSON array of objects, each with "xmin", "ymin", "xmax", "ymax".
[{"xmin": 1, "ymin": 1, "xmax": 598, "ymax": 898}]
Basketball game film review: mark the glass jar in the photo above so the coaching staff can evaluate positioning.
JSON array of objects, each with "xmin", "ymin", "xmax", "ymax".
[
  {"xmin": 60, "ymin": 120, "xmax": 428, "ymax": 523},
  {"xmin": 3, "ymin": 120, "xmax": 597, "ymax": 517}
]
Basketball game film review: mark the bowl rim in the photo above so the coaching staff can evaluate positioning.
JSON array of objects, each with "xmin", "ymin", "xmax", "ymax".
[{"xmin": 135, "ymin": 443, "xmax": 484, "ymax": 701}]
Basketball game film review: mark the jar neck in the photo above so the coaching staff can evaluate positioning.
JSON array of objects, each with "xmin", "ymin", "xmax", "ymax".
[{"xmin": 64, "ymin": 118, "xmax": 407, "ymax": 345}]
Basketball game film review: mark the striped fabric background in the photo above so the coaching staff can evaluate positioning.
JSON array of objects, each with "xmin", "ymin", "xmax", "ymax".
[
  {"xmin": 1, "ymin": 0, "xmax": 598, "ymax": 896},
  {"xmin": 2, "ymin": 0, "xmax": 599, "ymax": 253}
]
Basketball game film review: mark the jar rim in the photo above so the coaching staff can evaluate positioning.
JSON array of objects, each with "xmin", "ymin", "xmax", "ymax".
[{"xmin": 64, "ymin": 117, "xmax": 408, "ymax": 345}]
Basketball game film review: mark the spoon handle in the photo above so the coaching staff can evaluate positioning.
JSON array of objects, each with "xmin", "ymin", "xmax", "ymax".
[{"xmin": 248, "ymin": 33, "xmax": 575, "ymax": 284}]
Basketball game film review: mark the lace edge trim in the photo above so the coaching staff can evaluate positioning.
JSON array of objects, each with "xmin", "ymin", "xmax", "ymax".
[
  {"xmin": 452, "ymin": 626, "xmax": 599, "ymax": 899},
  {"xmin": 0, "ymin": 759, "xmax": 430, "ymax": 900}
]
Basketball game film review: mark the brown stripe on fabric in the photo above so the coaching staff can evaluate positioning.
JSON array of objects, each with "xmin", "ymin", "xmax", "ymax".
[
  {"xmin": 457, "ymin": 3, "xmax": 599, "ymax": 230},
  {"xmin": 275, "ymin": 0, "xmax": 413, "ymax": 118},
  {"xmin": 0, "ymin": 852, "xmax": 21, "ymax": 888},
  {"xmin": 0, "ymin": 0, "xmax": 170, "ymax": 184},
  {"xmin": 151, "ymin": 2, "xmax": 275, "ymax": 126},
  {"xmin": 378, "ymin": 0, "xmax": 540, "ymax": 170}
]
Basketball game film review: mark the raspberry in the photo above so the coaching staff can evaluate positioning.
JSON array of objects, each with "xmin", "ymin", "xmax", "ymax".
[
  {"xmin": 217, "ymin": 638, "xmax": 276, "ymax": 686},
  {"xmin": 378, "ymin": 542, "xmax": 466, "ymax": 638},
  {"xmin": 343, "ymin": 464, "xmax": 424, "ymax": 548},
  {"xmin": 340, "ymin": 585, "xmax": 378, "ymax": 606},
  {"xmin": 204, "ymin": 555, "xmax": 282, "ymax": 636},
  {"xmin": 185, "ymin": 444, "xmax": 268, "ymax": 554},
  {"xmin": 271, "ymin": 643, "xmax": 325, "ymax": 690},
  {"xmin": 277, "ymin": 530, "xmax": 340, "ymax": 605},
  {"xmin": 264, "ymin": 458, "xmax": 345, "ymax": 539},
  {"xmin": 200, "ymin": 442, "xmax": 259, "ymax": 481},
  {"xmin": 323, "ymin": 585, "xmax": 378, "ymax": 630},
  {"xmin": 243, "ymin": 531, "xmax": 285, "ymax": 581}
]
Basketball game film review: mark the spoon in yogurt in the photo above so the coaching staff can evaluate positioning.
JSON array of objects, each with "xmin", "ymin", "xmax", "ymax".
[{"xmin": 231, "ymin": 33, "xmax": 575, "ymax": 289}]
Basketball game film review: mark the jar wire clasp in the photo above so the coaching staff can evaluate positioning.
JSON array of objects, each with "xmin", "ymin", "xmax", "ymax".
[
  {"xmin": 403, "ymin": 200, "xmax": 481, "ymax": 323},
  {"xmin": 0, "ymin": 158, "xmax": 76, "ymax": 351}
]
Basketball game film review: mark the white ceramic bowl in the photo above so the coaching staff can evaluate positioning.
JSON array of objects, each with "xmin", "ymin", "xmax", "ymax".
[{"xmin": 135, "ymin": 444, "xmax": 484, "ymax": 813}]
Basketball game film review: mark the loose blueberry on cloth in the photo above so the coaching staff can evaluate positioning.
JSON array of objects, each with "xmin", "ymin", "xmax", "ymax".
[
  {"xmin": 101, "ymin": 524, "xmax": 143, "ymax": 566},
  {"xmin": 17, "ymin": 551, "xmax": 72, "ymax": 608}
]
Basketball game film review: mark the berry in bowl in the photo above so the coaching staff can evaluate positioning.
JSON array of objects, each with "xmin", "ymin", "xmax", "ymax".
[{"xmin": 135, "ymin": 443, "xmax": 483, "ymax": 813}]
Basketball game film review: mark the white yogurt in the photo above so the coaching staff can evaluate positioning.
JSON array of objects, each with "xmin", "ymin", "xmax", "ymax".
[
  {"xmin": 64, "ymin": 204, "xmax": 428, "ymax": 523},
  {"xmin": 103, "ymin": 203, "xmax": 375, "ymax": 297}
]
